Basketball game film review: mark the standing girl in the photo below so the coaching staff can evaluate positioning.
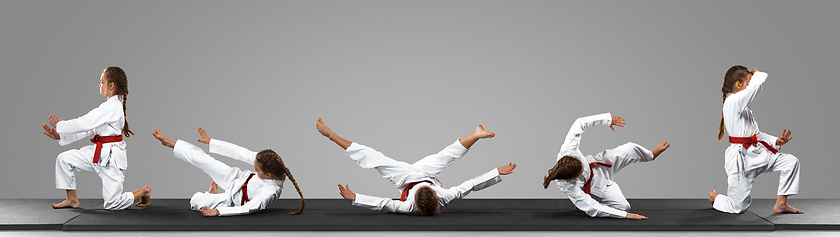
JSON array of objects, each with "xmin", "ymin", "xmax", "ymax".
[
  {"xmin": 316, "ymin": 118, "xmax": 516, "ymax": 216},
  {"xmin": 542, "ymin": 112, "xmax": 669, "ymax": 219},
  {"xmin": 152, "ymin": 127, "xmax": 304, "ymax": 216},
  {"xmin": 42, "ymin": 66, "xmax": 151, "ymax": 210},
  {"xmin": 710, "ymin": 65, "xmax": 803, "ymax": 214}
]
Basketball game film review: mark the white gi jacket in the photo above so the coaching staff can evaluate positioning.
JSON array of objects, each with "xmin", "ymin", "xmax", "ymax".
[
  {"xmin": 56, "ymin": 95, "xmax": 127, "ymax": 169},
  {"xmin": 722, "ymin": 71, "xmax": 781, "ymax": 175},
  {"xmin": 555, "ymin": 113, "xmax": 627, "ymax": 218},
  {"xmin": 352, "ymin": 169, "xmax": 502, "ymax": 213},
  {"xmin": 207, "ymin": 139, "xmax": 283, "ymax": 216}
]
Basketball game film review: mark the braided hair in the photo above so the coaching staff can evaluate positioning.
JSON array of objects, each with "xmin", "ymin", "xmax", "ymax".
[
  {"xmin": 543, "ymin": 156, "xmax": 584, "ymax": 189},
  {"xmin": 412, "ymin": 186, "xmax": 440, "ymax": 216},
  {"xmin": 255, "ymin": 149, "xmax": 305, "ymax": 215},
  {"xmin": 718, "ymin": 65, "xmax": 751, "ymax": 141},
  {"xmin": 103, "ymin": 66, "xmax": 134, "ymax": 137}
]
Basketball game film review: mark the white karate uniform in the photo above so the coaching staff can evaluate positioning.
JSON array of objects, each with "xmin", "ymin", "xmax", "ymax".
[
  {"xmin": 713, "ymin": 71, "xmax": 800, "ymax": 214},
  {"xmin": 554, "ymin": 113, "xmax": 655, "ymax": 218},
  {"xmin": 347, "ymin": 140, "xmax": 503, "ymax": 213},
  {"xmin": 172, "ymin": 139, "xmax": 283, "ymax": 216},
  {"xmin": 54, "ymin": 95, "xmax": 134, "ymax": 211}
]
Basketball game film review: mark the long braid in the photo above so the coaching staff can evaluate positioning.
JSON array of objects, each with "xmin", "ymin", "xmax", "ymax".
[
  {"xmin": 543, "ymin": 156, "xmax": 583, "ymax": 189},
  {"xmin": 104, "ymin": 66, "xmax": 133, "ymax": 137},
  {"xmin": 412, "ymin": 186, "xmax": 440, "ymax": 216},
  {"xmin": 719, "ymin": 65, "xmax": 750, "ymax": 141},
  {"xmin": 284, "ymin": 167, "xmax": 305, "ymax": 215},
  {"xmin": 256, "ymin": 149, "xmax": 305, "ymax": 215}
]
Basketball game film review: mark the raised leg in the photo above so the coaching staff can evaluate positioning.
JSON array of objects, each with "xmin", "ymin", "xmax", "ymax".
[
  {"xmin": 154, "ymin": 129, "xmax": 240, "ymax": 189},
  {"xmin": 316, "ymin": 118, "xmax": 351, "ymax": 150}
]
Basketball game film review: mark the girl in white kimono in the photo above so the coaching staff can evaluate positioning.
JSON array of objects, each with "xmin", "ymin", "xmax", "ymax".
[
  {"xmin": 542, "ymin": 113, "xmax": 670, "ymax": 219},
  {"xmin": 42, "ymin": 66, "xmax": 151, "ymax": 210},
  {"xmin": 152, "ymin": 127, "xmax": 305, "ymax": 216},
  {"xmin": 316, "ymin": 118, "xmax": 516, "ymax": 216},
  {"xmin": 710, "ymin": 65, "xmax": 803, "ymax": 214}
]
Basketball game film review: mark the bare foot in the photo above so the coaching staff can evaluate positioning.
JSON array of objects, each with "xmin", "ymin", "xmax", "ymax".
[
  {"xmin": 652, "ymin": 141, "xmax": 670, "ymax": 160},
  {"xmin": 709, "ymin": 189, "xmax": 719, "ymax": 206},
  {"xmin": 473, "ymin": 125, "xmax": 495, "ymax": 139},
  {"xmin": 209, "ymin": 181, "xmax": 218, "ymax": 194},
  {"xmin": 135, "ymin": 186, "xmax": 152, "ymax": 207},
  {"xmin": 51, "ymin": 199, "xmax": 80, "ymax": 209},
  {"xmin": 774, "ymin": 204, "xmax": 805, "ymax": 214},
  {"xmin": 152, "ymin": 129, "xmax": 176, "ymax": 148},
  {"xmin": 316, "ymin": 118, "xmax": 335, "ymax": 138}
]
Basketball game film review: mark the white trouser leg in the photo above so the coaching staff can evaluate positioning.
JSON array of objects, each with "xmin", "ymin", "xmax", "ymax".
[
  {"xmin": 411, "ymin": 140, "xmax": 469, "ymax": 178},
  {"xmin": 713, "ymin": 173, "xmax": 755, "ymax": 214},
  {"xmin": 345, "ymin": 142, "xmax": 422, "ymax": 188},
  {"xmin": 190, "ymin": 192, "xmax": 230, "ymax": 210},
  {"xmin": 55, "ymin": 146, "xmax": 96, "ymax": 190},
  {"xmin": 769, "ymin": 153, "xmax": 800, "ymax": 196},
  {"xmin": 97, "ymin": 163, "xmax": 134, "ymax": 210},
  {"xmin": 599, "ymin": 142, "xmax": 655, "ymax": 176},
  {"xmin": 600, "ymin": 181, "xmax": 631, "ymax": 211},
  {"xmin": 173, "ymin": 140, "xmax": 240, "ymax": 188}
]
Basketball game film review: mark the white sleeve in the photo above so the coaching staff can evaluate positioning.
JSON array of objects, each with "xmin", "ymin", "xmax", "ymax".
[
  {"xmin": 352, "ymin": 193, "xmax": 414, "ymax": 213},
  {"xmin": 729, "ymin": 71, "xmax": 767, "ymax": 112},
  {"xmin": 757, "ymin": 132, "xmax": 782, "ymax": 151},
  {"xmin": 438, "ymin": 169, "xmax": 502, "ymax": 205},
  {"xmin": 558, "ymin": 180, "xmax": 627, "ymax": 218},
  {"xmin": 57, "ymin": 130, "xmax": 95, "ymax": 146},
  {"xmin": 55, "ymin": 101, "xmax": 121, "ymax": 135},
  {"xmin": 209, "ymin": 139, "xmax": 258, "ymax": 165},
  {"xmin": 559, "ymin": 113, "xmax": 613, "ymax": 158},
  {"xmin": 217, "ymin": 191, "xmax": 277, "ymax": 216}
]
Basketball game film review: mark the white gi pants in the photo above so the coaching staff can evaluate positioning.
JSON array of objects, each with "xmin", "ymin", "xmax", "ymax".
[
  {"xmin": 55, "ymin": 145, "xmax": 134, "ymax": 211},
  {"xmin": 345, "ymin": 140, "xmax": 469, "ymax": 191},
  {"xmin": 173, "ymin": 140, "xmax": 241, "ymax": 210},
  {"xmin": 591, "ymin": 142, "xmax": 656, "ymax": 211},
  {"xmin": 713, "ymin": 152, "xmax": 800, "ymax": 213}
]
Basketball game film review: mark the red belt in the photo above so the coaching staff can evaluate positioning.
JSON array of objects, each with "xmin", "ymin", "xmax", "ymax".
[
  {"xmin": 401, "ymin": 181, "xmax": 432, "ymax": 202},
  {"xmin": 90, "ymin": 135, "xmax": 122, "ymax": 164},
  {"xmin": 240, "ymin": 173, "xmax": 256, "ymax": 205},
  {"xmin": 583, "ymin": 162, "xmax": 612, "ymax": 194},
  {"xmin": 729, "ymin": 134, "xmax": 778, "ymax": 154}
]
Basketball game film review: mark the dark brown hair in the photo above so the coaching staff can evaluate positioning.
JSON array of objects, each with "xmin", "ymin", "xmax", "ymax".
[
  {"xmin": 718, "ymin": 65, "xmax": 751, "ymax": 141},
  {"xmin": 543, "ymin": 156, "xmax": 584, "ymax": 188},
  {"xmin": 255, "ymin": 149, "xmax": 305, "ymax": 215},
  {"xmin": 103, "ymin": 66, "xmax": 134, "ymax": 138},
  {"xmin": 412, "ymin": 186, "xmax": 440, "ymax": 216}
]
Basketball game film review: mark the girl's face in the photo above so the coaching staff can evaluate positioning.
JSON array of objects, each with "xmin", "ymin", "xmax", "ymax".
[
  {"xmin": 99, "ymin": 72, "xmax": 116, "ymax": 98},
  {"xmin": 731, "ymin": 71, "xmax": 754, "ymax": 94},
  {"xmin": 254, "ymin": 162, "xmax": 274, "ymax": 180}
]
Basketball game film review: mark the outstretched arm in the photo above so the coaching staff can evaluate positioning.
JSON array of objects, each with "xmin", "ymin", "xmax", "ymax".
[
  {"xmin": 558, "ymin": 181, "xmax": 645, "ymax": 219},
  {"xmin": 340, "ymin": 184, "xmax": 413, "ymax": 213},
  {"xmin": 559, "ymin": 113, "xmax": 615, "ymax": 158},
  {"xmin": 317, "ymin": 118, "xmax": 352, "ymax": 150}
]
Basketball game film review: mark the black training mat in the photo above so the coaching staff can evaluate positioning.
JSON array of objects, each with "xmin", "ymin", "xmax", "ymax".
[
  {"xmin": 749, "ymin": 199, "xmax": 840, "ymax": 230},
  {"xmin": 0, "ymin": 199, "xmax": 101, "ymax": 230},
  {"xmin": 2, "ymin": 199, "xmax": 837, "ymax": 231}
]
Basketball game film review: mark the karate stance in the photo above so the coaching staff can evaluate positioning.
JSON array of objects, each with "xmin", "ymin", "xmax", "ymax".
[
  {"xmin": 710, "ymin": 66, "xmax": 803, "ymax": 214},
  {"xmin": 542, "ymin": 113, "xmax": 669, "ymax": 219},
  {"xmin": 316, "ymin": 118, "xmax": 516, "ymax": 216},
  {"xmin": 152, "ymin": 127, "xmax": 305, "ymax": 216},
  {"xmin": 42, "ymin": 66, "xmax": 151, "ymax": 210}
]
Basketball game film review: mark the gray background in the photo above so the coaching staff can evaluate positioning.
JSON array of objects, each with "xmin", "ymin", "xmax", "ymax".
[{"xmin": 1, "ymin": 1, "xmax": 838, "ymax": 200}]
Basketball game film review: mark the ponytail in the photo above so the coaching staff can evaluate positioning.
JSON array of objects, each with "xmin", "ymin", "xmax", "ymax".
[
  {"xmin": 543, "ymin": 156, "xmax": 583, "ymax": 189},
  {"xmin": 103, "ymin": 66, "xmax": 134, "ymax": 137}
]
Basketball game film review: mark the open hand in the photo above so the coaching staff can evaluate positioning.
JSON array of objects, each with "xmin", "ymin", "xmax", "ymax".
[
  {"xmin": 197, "ymin": 127, "xmax": 211, "ymax": 144},
  {"xmin": 626, "ymin": 212, "xmax": 648, "ymax": 220},
  {"xmin": 610, "ymin": 115, "xmax": 626, "ymax": 132},
  {"xmin": 198, "ymin": 206, "xmax": 220, "ymax": 216},
  {"xmin": 48, "ymin": 114, "xmax": 62, "ymax": 128},
  {"xmin": 42, "ymin": 124, "xmax": 60, "ymax": 140},
  {"xmin": 497, "ymin": 162, "xmax": 517, "ymax": 175},
  {"xmin": 776, "ymin": 129, "xmax": 793, "ymax": 146},
  {"xmin": 337, "ymin": 184, "xmax": 356, "ymax": 201}
]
